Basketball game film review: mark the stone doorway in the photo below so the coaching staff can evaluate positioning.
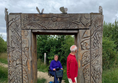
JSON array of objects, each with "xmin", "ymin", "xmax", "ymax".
[{"xmin": 5, "ymin": 8, "xmax": 103, "ymax": 83}]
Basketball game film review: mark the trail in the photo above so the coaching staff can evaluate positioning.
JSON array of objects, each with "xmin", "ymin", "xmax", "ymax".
[
  {"xmin": 0, "ymin": 62, "xmax": 65, "ymax": 83},
  {"xmin": 37, "ymin": 71, "xmax": 65, "ymax": 83},
  {"xmin": 0, "ymin": 62, "xmax": 8, "ymax": 68}
]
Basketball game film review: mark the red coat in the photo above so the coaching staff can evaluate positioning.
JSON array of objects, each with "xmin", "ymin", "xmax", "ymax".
[{"xmin": 67, "ymin": 53, "xmax": 78, "ymax": 82}]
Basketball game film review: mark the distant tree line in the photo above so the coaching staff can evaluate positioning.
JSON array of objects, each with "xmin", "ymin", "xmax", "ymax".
[
  {"xmin": 0, "ymin": 35, "xmax": 7, "ymax": 53},
  {"xmin": 102, "ymin": 21, "xmax": 118, "ymax": 70}
]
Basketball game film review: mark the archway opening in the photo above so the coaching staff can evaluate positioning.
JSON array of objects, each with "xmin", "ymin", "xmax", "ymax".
[{"xmin": 31, "ymin": 30, "xmax": 77, "ymax": 83}]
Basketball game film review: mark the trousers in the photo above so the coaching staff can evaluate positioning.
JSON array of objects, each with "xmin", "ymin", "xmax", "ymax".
[{"xmin": 68, "ymin": 77, "xmax": 77, "ymax": 83}]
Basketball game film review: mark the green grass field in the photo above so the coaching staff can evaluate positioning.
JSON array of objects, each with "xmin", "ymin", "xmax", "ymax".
[
  {"xmin": 37, "ymin": 78, "xmax": 47, "ymax": 83},
  {"xmin": 0, "ymin": 53, "xmax": 8, "ymax": 64},
  {"xmin": 37, "ymin": 59, "xmax": 49, "ymax": 72},
  {"xmin": 102, "ymin": 68, "xmax": 118, "ymax": 83},
  {"xmin": 0, "ymin": 65, "xmax": 8, "ymax": 83}
]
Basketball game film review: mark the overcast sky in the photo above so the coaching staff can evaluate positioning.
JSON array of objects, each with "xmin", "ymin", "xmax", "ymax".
[{"xmin": 0, "ymin": 0, "xmax": 118, "ymax": 41}]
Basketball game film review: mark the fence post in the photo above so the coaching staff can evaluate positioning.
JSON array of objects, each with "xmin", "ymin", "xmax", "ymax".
[{"xmin": 44, "ymin": 53, "xmax": 46, "ymax": 64}]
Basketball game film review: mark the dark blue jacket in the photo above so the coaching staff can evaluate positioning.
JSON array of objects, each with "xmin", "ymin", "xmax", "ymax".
[{"xmin": 50, "ymin": 60, "xmax": 63, "ymax": 70}]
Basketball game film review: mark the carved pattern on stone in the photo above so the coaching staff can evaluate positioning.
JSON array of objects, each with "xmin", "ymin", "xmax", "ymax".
[
  {"xmin": 90, "ymin": 15, "xmax": 103, "ymax": 83},
  {"xmin": 8, "ymin": 15, "xmax": 22, "ymax": 83},
  {"xmin": 91, "ymin": 59, "xmax": 102, "ymax": 83},
  {"xmin": 83, "ymin": 65, "xmax": 90, "ymax": 83},
  {"xmin": 78, "ymin": 30, "xmax": 90, "ymax": 83},
  {"xmin": 22, "ymin": 14, "xmax": 91, "ymax": 29},
  {"xmin": 82, "ymin": 51, "xmax": 90, "ymax": 67},
  {"xmin": 81, "ymin": 39, "xmax": 90, "ymax": 50},
  {"xmin": 22, "ymin": 30, "xmax": 32, "ymax": 83}
]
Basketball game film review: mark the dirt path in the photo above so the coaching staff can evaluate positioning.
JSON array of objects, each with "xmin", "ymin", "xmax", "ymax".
[
  {"xmin": 0, "ymin": 62, "xmax": 8, "ymax": 68},
  {"xmin": 37, "ymin": 71, "xmax": 65, "ymax": 83},
  {"xmin": 0, "ymin": 62, "xmax": 65, "ymax": 83}
]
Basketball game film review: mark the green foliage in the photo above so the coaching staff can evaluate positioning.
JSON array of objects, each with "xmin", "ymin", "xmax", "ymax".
[
  {"xmin": 102, "ymin": 37, "xmax": 118, "ymax": 70},
  {"xmin": 103, "ymin": 21, "xmax": 118, "ymax": 50},
  {"xmin": 0, "ymin": 35, "xmax": 7, "ymax": 53},
  {"xmin": 37, "ymin": 59, "xmax": 49, "ymax": 72},
  {"xmin": 62, "ymin": 66, "xmax": 69, "ymax": 83},
  {"xmin": 36, "ymin": 35, "xmax": 74, "ymax": 82},
  {"xmin": 36, "ymin": 21, "xmax": 118, "ymax": 70},
  {"xmin": 0, "ymin": 65, "xmax": 8, "ymax": 83},
  {"xmin": 37, "ymin": 78, "xmax": 47, "ymax": 83},
  {"xmin": 102, "ymin": 67, "xmax": 118, "ymax": 83},
  {"xmin": 37, "ymin": 35, "xmax": 74, "ymax": 65},
  {"xmin": 0, "ymin": 53, "xmax": 8, "ymax": 64},
  {"xmin": 102, "ymin": 21, "xmax": 118, "ymax": 70}
]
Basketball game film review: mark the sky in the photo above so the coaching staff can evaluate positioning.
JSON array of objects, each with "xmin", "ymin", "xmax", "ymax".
[{"xmin": 0, "ymin": 0, "xmax": 118, "ymax": 41}]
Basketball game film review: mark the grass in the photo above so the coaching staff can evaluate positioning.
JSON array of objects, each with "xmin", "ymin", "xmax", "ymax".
[
  {"xmin": 0, "ymin": 53, "xmax": 8, "ymax": 64},
  {"xmin": 37, "ymin": 78, "xmax": 47, "ymax": 83},
  {"xmin": 62, "ymin": 67, "xmax": 69, "ymax": 83},
  {"xmin": 0, "ymin": 65, "xmax": 8, "ymax": 83},
  {"xmin": 102, "ymin": 68, "xmax": 118, "ymax": 83},
  {"xmin": 0, "ymin": 65, "xmax": 46, "ymax": 83},
  {"xmin": 37, "ymin": 59, "xmax": 49, "ymax": 72},
  {"xmin": 0, "ymin": 54, "xmax": 47, "ymax": 83}
]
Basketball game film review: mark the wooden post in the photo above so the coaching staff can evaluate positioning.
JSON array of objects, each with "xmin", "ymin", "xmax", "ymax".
[
  {"xmin": 76, "ymin": 30, "xmax": 91, "ymax": 83},
  {"xmin": 32, "ymin": 33, "xmax": 37, "ymax": 83},
  {"xmin": 44, "ymin": 53, "xmax": 46, "ymax": 64}
]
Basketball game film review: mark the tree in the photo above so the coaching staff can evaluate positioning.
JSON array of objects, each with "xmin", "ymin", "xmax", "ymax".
[
  {"xmin": 102, "ymin": 21, "xmax": 118, "ymax": 70},
  {"xmin": 37, "ymin": 35, "xmax": 74, "ymax": 66},
  {"xmin": 0, "ymin": 35, "xmax": 7, "ymax": 53}
]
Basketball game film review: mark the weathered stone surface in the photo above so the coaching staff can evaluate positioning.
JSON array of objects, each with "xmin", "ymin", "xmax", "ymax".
[
  {"xmin": 8, "ymin": 14, "xmax": 22, "ymax": 83},
  {"xmin": 76, "ymin": 30, "xmax": 90, "ymax": 83},
  {"xmin": 22, "ymin": 30, "xmax": 33, "ymax": 83},
  {"xmin": 21, "ymin": 14, "xmax": 91, "ymax": 29},
  {"xmin": 21, "ymin": 30, "xmax": 37, "ymax": 83},
  {"xmin": 90, "ymin": 14, "xmax": 103, "ymax": 83}
]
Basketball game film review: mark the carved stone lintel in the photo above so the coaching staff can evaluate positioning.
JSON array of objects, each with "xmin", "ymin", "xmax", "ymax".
[{"xmin": 22, "ymin": 14, "xmax": 91, "ymax": 29}]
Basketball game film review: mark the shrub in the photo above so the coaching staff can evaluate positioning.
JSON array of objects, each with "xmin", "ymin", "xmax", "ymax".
[
  {"xmin": 102, "ymin": 37, "xmax": 118, "ymax": 70},
  {"xmin": 0, "ymin": 66, "xmax": 8, "ymax": 83},
  {"xmin": 0, "ymin": 35, "xmax": 7, "ymax": 53}
]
